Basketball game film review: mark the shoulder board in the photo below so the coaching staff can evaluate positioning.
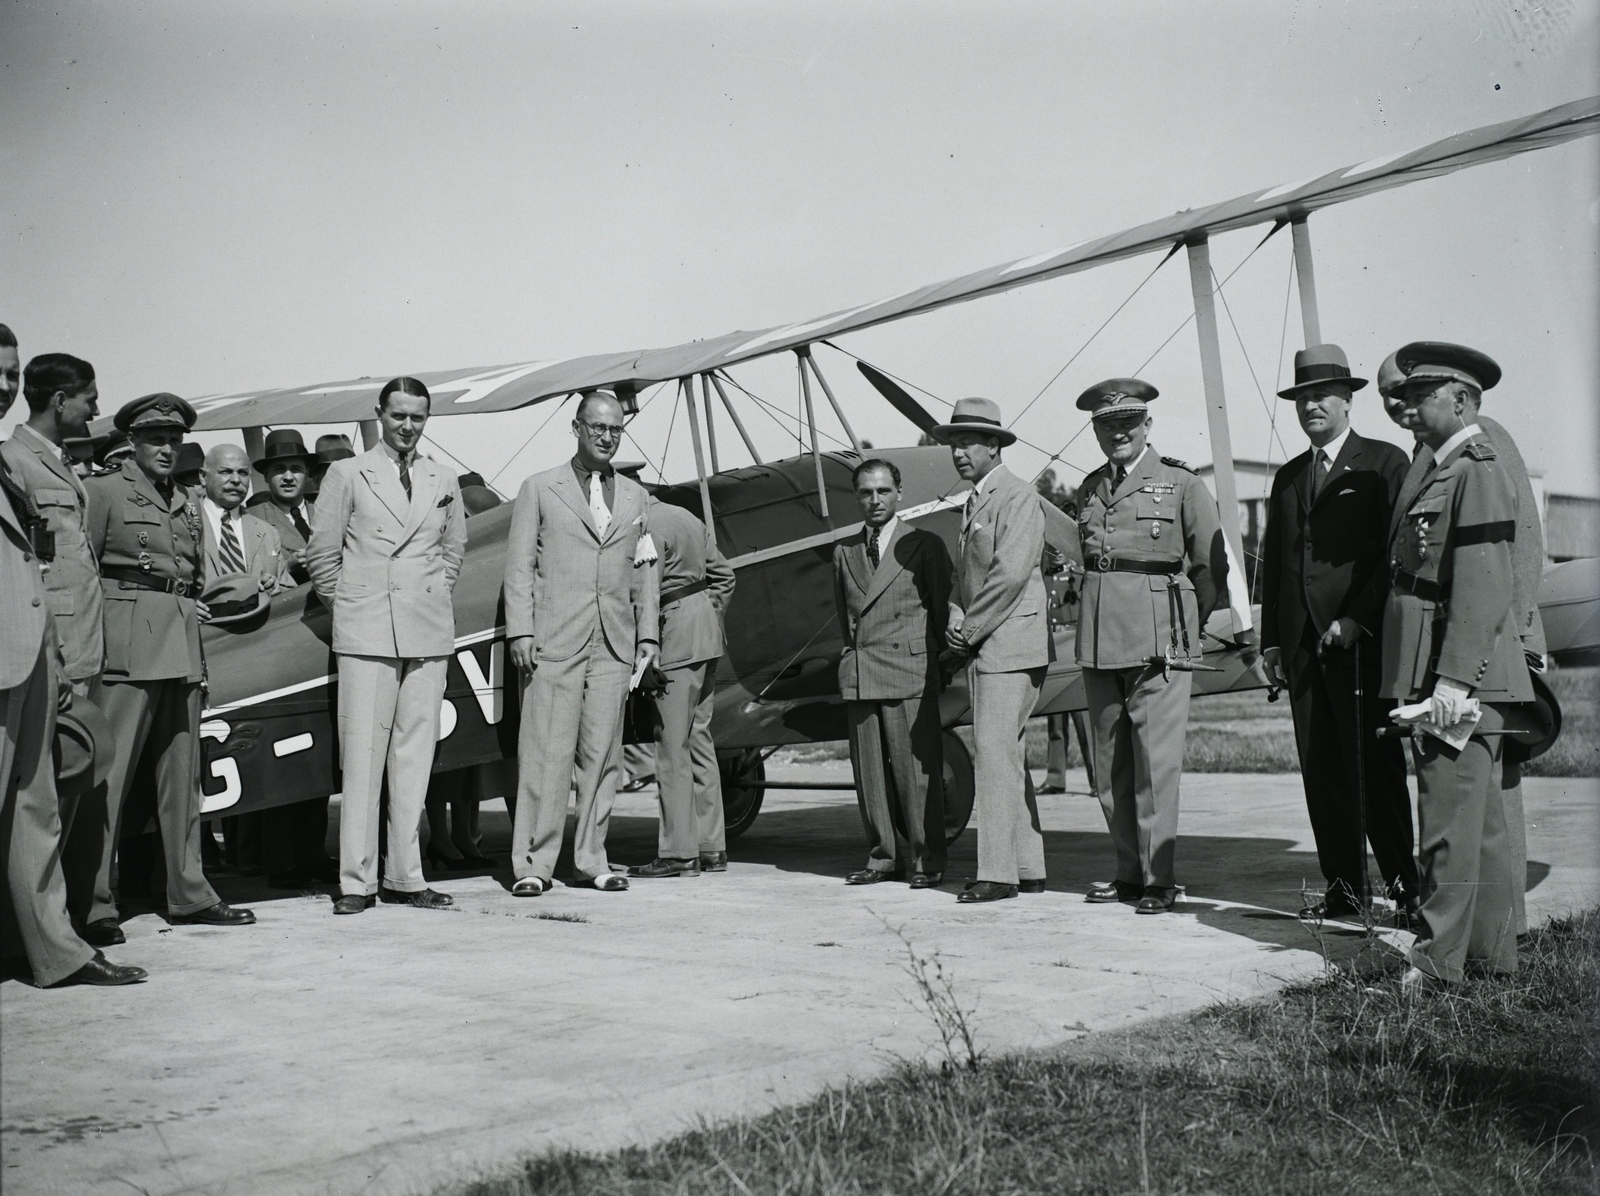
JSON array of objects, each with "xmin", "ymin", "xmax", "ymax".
[
  {"xmin": 1160, "ymin": 456, "xmax": 1196, "ymax": 473},
  {"xmin": 1462, "ymin": 441, "xmax": 1497, "ymax": 461}
]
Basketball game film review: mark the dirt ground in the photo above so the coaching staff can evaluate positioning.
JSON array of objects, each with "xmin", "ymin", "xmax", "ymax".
[{"xmin": 3, "ymin": 767, "xmax": 1595, "ymax": 1196}]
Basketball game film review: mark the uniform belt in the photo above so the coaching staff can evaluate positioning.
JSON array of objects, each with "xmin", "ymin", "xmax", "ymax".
[
  {"xmin": 1086, "ymin": 556, "xmax": 1182, "ymax": 575},
  {"xmin": 659, "ymin": 578, "xmax": 709, "ymax": 606},
  {"xmin": 1392, "ymin": 569, "xmax": 1446, "ymax": 602},
  {"xmin": 102, "ymin": 565, "xmax": 196, "ymax": 597}
]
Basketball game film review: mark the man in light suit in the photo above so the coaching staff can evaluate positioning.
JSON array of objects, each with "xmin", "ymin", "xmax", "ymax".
[
  {"xmin": 199, "ymin": 444, "xmax": 289, "ymax": 596},
  {"xmin": 2, "ymin": 353, "xmax": 104, "ymax": 709},
  {"xmin": 834, "ymin": 458, "xmax": 953, "ymax": 889},
  {"xmin": 252, "ymin": 430, "xmax": 317, "ymax": 585},
  {"xmin": 935, "ymin": 398, "xmax": 1051, "ymax": 904},
  {"xmin": 2, "ymin": 440, "xmax": 145, "ymax": 986},
  {"xmin": 1073, "ymin": 380, "xmax": 1228, "ymax": 914},
  {"xmin": 628, "ymin": 492, "xmax": 735, "ymax": 878},
  {"xmin": 504, "ymin": 390, "xmax": 660, "ymax": 895},
  {"xmin": 306, "ymin": 376, "xmax": 466, "ymax": 915},
  {"xmin": 1260, "ymin": 345, "xmax": 1418, "ymax": 920}
]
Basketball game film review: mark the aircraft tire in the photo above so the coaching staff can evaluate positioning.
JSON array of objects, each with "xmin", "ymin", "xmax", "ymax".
[
  {"xmin": 941, "ymin": 729, "xmax": 975, "ymax": 845},
  {"xmin": 719, "ymin": 749, "xmax": 766, "ymax": 840}
]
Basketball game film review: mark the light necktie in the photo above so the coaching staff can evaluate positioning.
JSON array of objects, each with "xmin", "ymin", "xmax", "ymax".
[
  {"xmin": 589, "ymin": 471, "xmax": 611, "ymax": 537},
  {"xmin": 1310, "ymin": 448, "xmax": 1328, "ymax": 502},
  {"xmin": 219, "ymin": 510, "xmax": 247, "ymax": 573},
  {"xmin": 397, "ymin": 454, "xmax": 412, "ymax": 502},
  {"xmin": 290, "ymin": 504, "xmax": 312, "ymax": 542},
  {"xmin": 867, "ymin": 527, "xmax": 880, "ymax": 570}
]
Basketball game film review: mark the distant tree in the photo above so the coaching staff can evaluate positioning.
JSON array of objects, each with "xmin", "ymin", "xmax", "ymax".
[{"xmin": 1035, "ymin": 466, "xmax": 1076, "ymax": 516}]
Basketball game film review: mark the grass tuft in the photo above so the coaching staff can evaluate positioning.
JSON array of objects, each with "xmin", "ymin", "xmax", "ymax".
[{"xmin": 445, "ymin": 911, "xmax": 1598, "ymax": 1196}]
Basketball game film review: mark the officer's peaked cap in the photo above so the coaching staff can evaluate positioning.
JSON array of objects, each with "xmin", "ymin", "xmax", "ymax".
[
  {"xmin": 114, "ymin": 392, "xmax": 197, "ymax": 433},
  {"xmin": 1395, "ymin": 341, "xmax": 1501, "ymax": 392},
  {"xmin": 1076, "ymin": 378, "xmax": 1158, "ymax": 420}
]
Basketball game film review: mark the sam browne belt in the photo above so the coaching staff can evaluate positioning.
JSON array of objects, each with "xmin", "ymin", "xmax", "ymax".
[
  {"xmin": 659, "ymin": 578, "xmax": 709, "ymax": 606},
  {"xmin": 102, "ymin": 565, "xmax": 196, "ymax": 597},
  {"xmin": 1391, "ymin": 568, "xmax": 1446, "ymax": 602},
  {"xmin": 1086, "ymin": 556, "xmax": 1182, "ymax": 575}
]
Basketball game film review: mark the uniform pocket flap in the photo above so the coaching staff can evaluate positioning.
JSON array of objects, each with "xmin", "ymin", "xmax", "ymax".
[
  {"xmin": 121, "ymin": 500, "xmax": 162, "ymax": 524},
  {"xmin": 1136, "ymin": 497, "xmax": 1176, "ymax": 520},
  {"xmin": 33, "ymin": 490, "xmax": 77, "ymax": 509},
  {"xmin": 1410, "ymin": 495, "xmax": 1448, "ymax": 517}
]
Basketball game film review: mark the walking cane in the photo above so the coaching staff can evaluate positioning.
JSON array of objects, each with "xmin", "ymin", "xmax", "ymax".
[{"xmin": 1352, "ymin": 638, "xmax": 1369, "ymax": 909}]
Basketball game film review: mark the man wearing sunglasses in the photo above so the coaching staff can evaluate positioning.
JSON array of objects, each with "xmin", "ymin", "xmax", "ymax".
[{"xmin": 503, "ymin": 390, "xmax": 660, "ymax": 896}]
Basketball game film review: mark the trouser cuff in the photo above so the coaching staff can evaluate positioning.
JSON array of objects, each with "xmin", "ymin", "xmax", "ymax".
[
  {"xmin": 32, "ymin": 945, "xmax": 98, "ymax": 989},
  {"xmin": 169, "ymin": 897, "xmax": 221, "ymax": 917}
]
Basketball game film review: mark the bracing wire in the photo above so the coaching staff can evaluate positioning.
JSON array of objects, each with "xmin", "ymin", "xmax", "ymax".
[
  {"xmin": 659, "ymin": 380, "xmax": 683, "ymax": 479},
  {"xmin": 1211, "ymin": 265, "xmax": 1291, "ymax": 462},
  {"xmin": 619, "ymin": 382, "xmax": 671, "ymax": 481},
  {"xmin": 489, "ymin": 392, "xmax": 575, "ymax": 488},
  {"xmin": 719, "ymin": 370, "xmax": 850, "ymax": 452},
  {"xmin": 1134, "ymin": 233, "xmax": 1275, "ymax": 375},
  {"xmin": 1008, "ymin": 247, "xmax": 1176, "ymax": 429}
]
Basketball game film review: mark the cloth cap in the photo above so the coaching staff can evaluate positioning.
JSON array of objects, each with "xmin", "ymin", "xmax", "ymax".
[
  {"xmin": 929, "ymin": 397, "xmax": 1017, "ymax": 446},
  {"xmin": 200, "ymin": 571, "xmax": 272, "ymax": 627},
  {"xmin": 1076, "ymin": 378, "xmax": 1158, "ymax": 421},
  {"xmin": 253, "ymin": 428, "xmax": 312, "ymax": 469},
  {"xmin": 1276, "ymin": 344, "xmax": 1368, "ymax": 399},
  {"xmin": 1394, "ymin": 341, "xmax": 1501, "ymax": 392},
  {"xmin": 115, "ymin": 393, "xmax": 196, "ymax": 433}
]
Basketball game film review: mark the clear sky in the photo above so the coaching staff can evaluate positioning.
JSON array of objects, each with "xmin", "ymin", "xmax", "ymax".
[{"xmin": 4, "ymin": 0, "xmax": 1597, "ymax": 499}]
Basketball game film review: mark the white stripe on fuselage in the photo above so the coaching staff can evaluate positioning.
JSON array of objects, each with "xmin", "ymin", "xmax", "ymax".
[{"xmin": 201, "ymin": 493, "xmax": 968, "ymax": 716}]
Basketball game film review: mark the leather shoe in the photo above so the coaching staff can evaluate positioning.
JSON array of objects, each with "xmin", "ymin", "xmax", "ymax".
[
  {"xmin": 1085, "ymin": 880, "xmax": 1143, "ymax": 904},
  {"xmin": 51, "ymin": 955, "xmax": 148, "ymax": 987},
  {"xmin": 332, "ymin": 895, "xmax": 375, "ymax": 915},
  {"xmin": 1136, "ymin": 887, "xmax": 1178, "ymax": 915},
  {"xmin": 379, "ymin": 886, "xmax": 453, "ymax": 909},
  {"xmin": 1018, "ymin": 878, "xmax": 1047, "ymax": 894},
  {"xmin": 909, "ymin": 872, "xmax": 943, "ymax": 889},
  {"xmin": 957, "ymin": 881, "xmax": 1017, "ymax": 903},
  {"xmin": 1038, "ymin": 783, "xmax": 1066, "ymax": 794},
  {"xmin": 79, "ymin": 918, "xmax": 126, "ymax": 947},
  {"xmin": 1300, "ymin": 893, "xmax": 1364, "ymax": 921},
  {"xmin": 845, "ymin": 869, "xmax": 904, "ymax": 885},
  {"xmin": 699, "ymin": 851, "xmax": 728, "ymax": 872},
  {"xmin": 628, "ymin": 857, "xmax": 700, "ymax": 878},
  {"xmin": 170, "ymin": 902, "xmax": 256, "ymax": 926}
]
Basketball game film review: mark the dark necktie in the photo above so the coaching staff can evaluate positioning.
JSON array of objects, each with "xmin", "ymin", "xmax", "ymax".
[
  {"xmin": 398, "ymin": 454, "xmax": 412, "ymax": 501},
  {"xmin": 867, "ymin": 527, "xmax": 880, "ymax": 570},
  {"xmin": 219, "ymin": 511, "xmax": 246, "ymax": 573},
  {"xmin": 290, "ymin": 504, "xmax": 312, "ymax": 541},
  {"xmin": 1310, "ymin": 448, "xmax": 1328, "ymax": 503},
  {"xmin": 1113, "ymin": 466, "xmax": 1127, "ymax": 492}
]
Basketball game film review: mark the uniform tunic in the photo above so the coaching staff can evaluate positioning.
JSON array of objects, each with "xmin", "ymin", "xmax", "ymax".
[
  {"xmin": 1073, "ymin": 447, "xmax": 1228, "ymax": 891},
  {"xmin": 1382, "ymin": 428, "xmax": 1530, "ymax": 983}
]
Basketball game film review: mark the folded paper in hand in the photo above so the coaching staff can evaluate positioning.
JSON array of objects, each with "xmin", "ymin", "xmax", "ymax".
[{"xmin": 1391, "ymin": 698, "xmax": 1482, "ymax": 752}]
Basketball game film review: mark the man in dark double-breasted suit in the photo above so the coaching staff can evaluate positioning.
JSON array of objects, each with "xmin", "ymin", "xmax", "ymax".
[
  {"xmin": 834, "ymin": 458, "xmax": 954, "ymax": 888},
  {"xmin": 1261, "ymin": 345, "xmax": 1418, "ymax": 920}
]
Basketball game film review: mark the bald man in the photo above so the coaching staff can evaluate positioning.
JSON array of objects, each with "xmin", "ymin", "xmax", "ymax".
[{"xmin": 200, "ymin": 445, "xmax": 290, "ymax": 595}]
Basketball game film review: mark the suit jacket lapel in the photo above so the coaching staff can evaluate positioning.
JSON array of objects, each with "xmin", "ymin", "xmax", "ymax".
[
  {"xmin": 1309, "ymin": 433, "xmax": 1363, "ymax": 513},
  {"xmin": 361, "ymin": 449, "xmax": 410, "ymax": 525},
  {"xmin": 552, "ymin": 468, "xmax": 600, "ymax": 540},
  {"xmin": 1390, "ymin": 447, "xmax": 1432, "ymax": 543},
  {"xmin": 1109, "ymin": 451, "xmax": 1152, "ymax": 504},
  {"xmin": 843, "ymin": 529, "xmax": 871, "ymax": 594},
  {"xmin": 600, "ymin": 477, "xmax": 637, "ymax": 548},
  {"xmin": 398, "ymin": 458, "xmax": 441, "ymax": 545},
  {"xmin": 25, "ymin": 430, "xmax": 86, "ymax": 502},
  {"xmin": 861, "ymin": 521, "xmax": 909, "ymax": 610}
]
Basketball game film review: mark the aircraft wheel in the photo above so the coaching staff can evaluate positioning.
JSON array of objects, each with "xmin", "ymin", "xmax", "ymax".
[
  {"xmin": 942, "ymin": 729, "xmax": 975, "ymax": 845},
  {"xmin": 720, "ymin": 749, "xmax": 766, "ymax": 840}
]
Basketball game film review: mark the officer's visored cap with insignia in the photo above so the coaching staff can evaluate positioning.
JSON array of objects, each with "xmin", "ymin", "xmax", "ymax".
[
  {"xmin": 1394, "ymin": 341, "xmax": 1501, "ymax": 392},
  {"xmin": 1276, "ymin": 344, "xmax": 1368, "ymax": 400},
  {"xmin": 114, "ymin": 392, "xmax": 197, "ymax": 434},
  {"xmin": 1376, "ymin": 351, "xmax": 1407, "ymax": 399},
  {"xmin": 930, "ymin": 396, "xmax": 1017, "ymax": 446},
  {"xmin": 1076, "ymin": 378, "xmax": 1158, "ymax": 421}
]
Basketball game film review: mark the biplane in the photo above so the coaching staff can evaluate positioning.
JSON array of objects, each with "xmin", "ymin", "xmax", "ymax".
[{"xmin": 150, "ymin": 96, "xmax": 1597, "ymax": 843}]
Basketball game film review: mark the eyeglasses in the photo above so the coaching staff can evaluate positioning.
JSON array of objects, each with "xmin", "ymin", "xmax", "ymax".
[{"xmin": 577, "ymin": 420, "xmax": 625, "ymax": 440}]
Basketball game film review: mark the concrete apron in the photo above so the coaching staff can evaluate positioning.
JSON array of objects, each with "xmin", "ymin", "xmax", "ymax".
[{"xmin": 4, "ymin": 771, "xmax": 1596, "ymax": 1196}]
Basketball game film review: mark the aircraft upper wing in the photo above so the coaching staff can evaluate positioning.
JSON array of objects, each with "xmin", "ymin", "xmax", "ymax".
[{"xmin": 181, "ymin": 96, "xmax": 1598, "ymax": 432}]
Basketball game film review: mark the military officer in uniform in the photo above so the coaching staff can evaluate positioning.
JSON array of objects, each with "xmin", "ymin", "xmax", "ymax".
[
  {"xmin": 1074, "ymin": 380, "xmax": 1228, "ymax": 914},
  {"xmin": 69, "ymin": 394, "xmax": 256, "ymax": 944},
  {"xmin": 1383, "ymin": 343, "xmax": 1531, "ymax": 990}
]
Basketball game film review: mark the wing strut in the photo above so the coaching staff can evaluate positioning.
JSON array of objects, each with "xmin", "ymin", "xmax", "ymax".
[
  {"xmin": 681, "ymin": 377, "xmax": 716, "ymax": 528},
  {"xmin": 795, "ymin": 349, "xmax": 831, "ymax": 521},
  {"xmin": 1290, "ymin": 217, "xmax": 1322, "ymax": 345},
  {"xmin": 799, "ymin": 348, "xmax": 862, "ymax": 452},
  {"xmin": 708, "ymin": 372, "xmax": 763, "ymax": 464},
  {"xmin": 1185, "ymin": 235, "xmax": 1251, "ymax": 637},
  {"xmin": 699, "ymin": 374, "xmax": 721, "ymax": 473}
]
